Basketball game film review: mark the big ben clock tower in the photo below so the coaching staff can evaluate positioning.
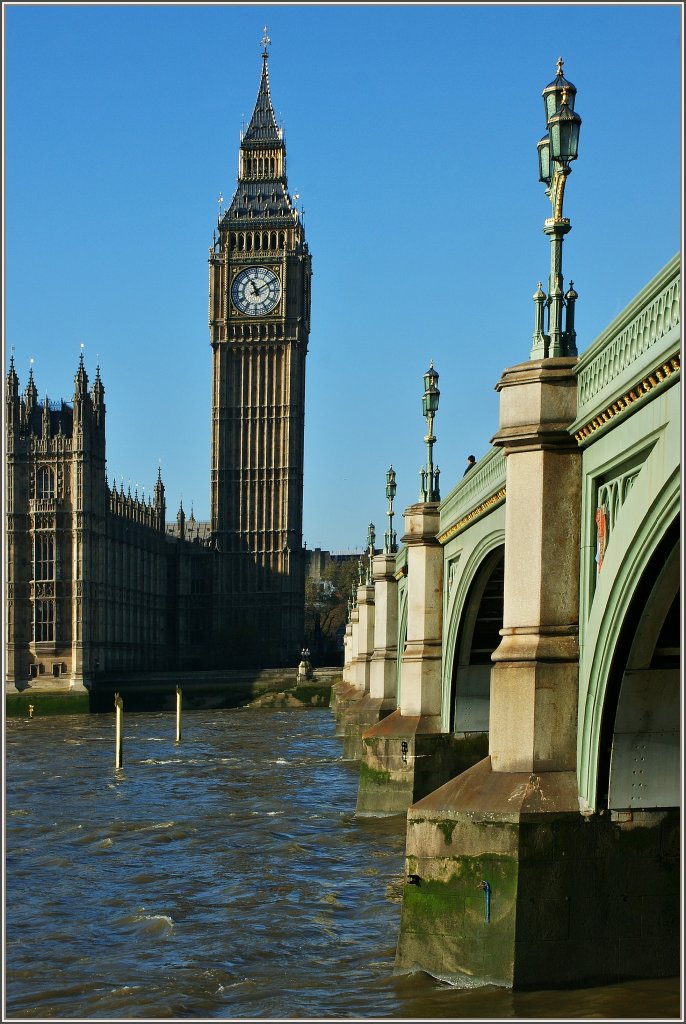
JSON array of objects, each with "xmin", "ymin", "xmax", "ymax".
[{"xmin": 208, "ymin": 29, "xmax": 311, "ymax": 665}]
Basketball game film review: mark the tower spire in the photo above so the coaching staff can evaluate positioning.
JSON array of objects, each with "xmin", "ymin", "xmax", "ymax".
[
  {"xmin": 243, "ymin": 28, "xmax": 281, "ymax": 144},
  {"xmin": 6, "ymin": 352, "xmax": 19, "ymax": 395}
]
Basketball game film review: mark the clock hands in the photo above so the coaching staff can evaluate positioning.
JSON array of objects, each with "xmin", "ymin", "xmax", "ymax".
[{"xmin": 233, "ymin": 268, "xmax": 279, "ymax": 313}]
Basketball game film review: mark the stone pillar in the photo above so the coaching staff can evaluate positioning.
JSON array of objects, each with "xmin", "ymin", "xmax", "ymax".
[
  {"xmin": 395, "ymin": 357, "xmax": 586, "ymax": 987},
  {"xmin": 397, "ymin": 503, "xmax": 443, "ymax": 718},
  {"xmin": 344, "ymin": 569, "xmax": 403, "ymax": 761},
  {"xmin": 368, "ymin": 551, "xmax": 398, "ymax": 704},
  {"xmin": 342, "ymin": 621, "xmax": 352, "ymax": 681},
  {"xmin": 357, "ymin": 503, "xmax": 462, "ymax": 815},
  {"xmin": 341, "ymin": 581, "xmax": 384, "ymax": 760},
  {"xmin": 489, "ymin": 357, "xmax": 581, "ymax": 771},
  {"xmin": 353, "ymin": 583, "xmax": 375, "ymax": 691},
  {"xmin": 340, "ymin": 552, "xmax": 400, "ymax": 761},
  {"xmin": 349, "ymin": 604, "xmax": 360, "ymax": 683},
  {"xmin": 332, "ymin": 605, "xmax": 362, "ymax": 737}
]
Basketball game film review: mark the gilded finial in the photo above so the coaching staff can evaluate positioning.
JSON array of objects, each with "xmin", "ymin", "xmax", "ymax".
[
  {"xmin": 561, "ymin": 86, "xmax": 569, "ymax": 106},
  {"xmin": 261, "ymin": 25, "xmax": 271, "ymax": 56},
  {"xmin": 556, "ymin": 56, "xmax": 564, "ymax": 77}
]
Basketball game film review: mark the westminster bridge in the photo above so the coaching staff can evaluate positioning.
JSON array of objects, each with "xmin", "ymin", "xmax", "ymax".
[{"xmin": 334, "ymin": 252, "xmax": 680, "ymax": 989}]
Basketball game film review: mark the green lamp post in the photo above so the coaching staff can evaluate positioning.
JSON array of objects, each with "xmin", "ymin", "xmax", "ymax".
[
  {"xmin": 384, "ymin": 466, "xmax": 397, "ymax": 554},
  {"xmin": 531, "ymin": 57, "xmax": 582, "ymax": 360},
  {"xmin": 420, "ymin": 363, "xmax": 441, "ymax": 503}
]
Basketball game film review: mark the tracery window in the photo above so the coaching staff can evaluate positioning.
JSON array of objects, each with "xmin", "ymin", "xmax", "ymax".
[
  {"xmin": 36, "ymin": 466, "xmax": 55, "ymax": 500},
  {"xmin": 34, "ymin": 600, "xmax": 54, "ymax": 642},
  {"xmin": 34, "ymin": 534, "xmax": 55, "ymax": 581}
]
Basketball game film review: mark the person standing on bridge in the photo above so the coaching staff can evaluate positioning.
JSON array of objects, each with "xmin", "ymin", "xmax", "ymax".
[{"xmin": 463, "ymin": 455, "xmax": 476, "ymax": 476}]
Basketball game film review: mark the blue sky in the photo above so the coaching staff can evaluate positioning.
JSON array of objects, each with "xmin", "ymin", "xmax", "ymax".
[{"xmin": 4, "ymin": 3, "xmax": 682, "ymax": 551}]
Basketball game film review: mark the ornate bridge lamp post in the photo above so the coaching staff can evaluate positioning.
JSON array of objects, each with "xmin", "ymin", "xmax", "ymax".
[
  {"xmin": 384, "ymin": 466, "xmax": 397, "ymax": 554},
  {"xmin": 419, "ymin": 363, "xmax": 441, "ymax": 502},
  {"xmin": 366, "ymin": 522, "xmax": 376, "ymax": 583},
  {"xmin": 532, "ymin": 58, "xmax": 582, "ymax": 359}
]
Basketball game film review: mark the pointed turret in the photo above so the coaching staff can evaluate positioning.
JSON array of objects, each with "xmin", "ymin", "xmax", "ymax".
[
  {"xmin": 6, "ymin": 354, "xmax": 19, "ymax": 398},
  {"xmin": 42, "ymin": 393, "xmax": 51, "ymax": 438},
  {"xmin": 154, "ymin": 467, "xmax": 166, "ymax": 532},
  {"xmin": 154, "ymin": 467, "xmax": 165, "ymax": 505},
  {"xmin": 92, "ymin": 364, "xmax": 105, "ymax": 425},
  {"xmin": 74, "ymin": 351, "xmax": 89, "ymax": 397},
  {"xmin": 6, "ymin": 355, "xmax": 20, "ymax": 432},
  {"xmin": 24, "ymin": 363, "xmax": 38, "ymax": 417},
  {"xmin": 73, "ymin": 351, "xmax": 92, "ymax": 438},
  {"xmin": 177, "ymin": 500, "xmax": 186, "ymax": 541}
]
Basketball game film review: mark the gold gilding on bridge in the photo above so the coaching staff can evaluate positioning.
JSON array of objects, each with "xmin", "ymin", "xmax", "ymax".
[
  {"xmin": 438, "ymin": 487, "xmax": 507, "ymax": 544},
  {"xmin": 574, "ymin": 353, "xmax": 680, "ymax": 443}
]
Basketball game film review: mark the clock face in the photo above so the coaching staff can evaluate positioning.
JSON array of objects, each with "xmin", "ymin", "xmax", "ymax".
[{"xmin": 231, "ymin": 266, "xmax": 282, "ymax": 316}]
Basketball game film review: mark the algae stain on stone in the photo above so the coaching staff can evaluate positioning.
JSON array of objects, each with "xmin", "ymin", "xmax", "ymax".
[
  {"xmin": 436, "ymin": 818, "xmax": 458, "ymax": 845},
  {"xmin": 358, "ymin": 761, "xmax": 394, "ymax": 788}
]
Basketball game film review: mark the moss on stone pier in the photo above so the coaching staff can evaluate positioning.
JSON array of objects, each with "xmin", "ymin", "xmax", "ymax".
[{"xmin": 6, "ymin": 692, "xmax": 91, "ymax": 716}]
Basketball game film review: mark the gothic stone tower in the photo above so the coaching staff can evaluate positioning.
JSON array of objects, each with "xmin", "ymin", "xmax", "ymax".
[
  {"xmin": 208, "ymin": 35, "xmax": 311, "ymax": 665},
  {"xmin": 5, "ymin": 354, "xmax": 107, "ymax": 690}
]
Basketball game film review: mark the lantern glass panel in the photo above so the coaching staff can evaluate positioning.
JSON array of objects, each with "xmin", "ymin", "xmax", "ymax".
[
  {"xmin": 545, "ymin": 90, "xmax": 559, "ymax": 122},
  {"xmin": 567, "ymin": 120, "xmax": 580, "ymax": 160},
  {"xmin": 538, "ymin": 136, "xmax": 551, "ymax": 183}
]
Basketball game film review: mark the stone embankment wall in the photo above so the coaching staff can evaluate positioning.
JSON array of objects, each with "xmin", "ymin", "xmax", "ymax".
[{"xmin": 6, "ymin": 667, "xmax": 341, "ymax": 716}]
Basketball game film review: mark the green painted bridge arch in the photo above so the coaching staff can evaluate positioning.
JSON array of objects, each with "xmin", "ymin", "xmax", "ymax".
[
  {"xmin": 438, "ymin": 450, "xmax": 506, "ymax": 734},
  {"xmin": 572, "ymin": 255, "xmax": 680, "ymax": 812}
]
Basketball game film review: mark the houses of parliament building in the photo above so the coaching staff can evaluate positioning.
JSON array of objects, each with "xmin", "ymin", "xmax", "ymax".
[{"xmin": 4, "ymin": 38, "xmax": 312, "ymax": 691}]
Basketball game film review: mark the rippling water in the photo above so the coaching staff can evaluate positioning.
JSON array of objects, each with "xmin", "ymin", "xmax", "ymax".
[{"xmin": 4, "ymin": 709, "xmax": 681, "ymax": 1019}]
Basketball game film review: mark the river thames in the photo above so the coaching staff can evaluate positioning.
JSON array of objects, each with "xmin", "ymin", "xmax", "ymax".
[{"xmin": 4, "ymin": 707, "xmax": 680, "ymax": 1019}]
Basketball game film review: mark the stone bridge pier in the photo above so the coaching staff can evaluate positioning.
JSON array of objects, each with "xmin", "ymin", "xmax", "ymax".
[
  {"xmin": 340, "ymin": 580, "xmax": 376, "ymax": 759},
  {"xmin": 356, "ymin": 502, "xmax": 470, "ymax": 815},
  {"xmin": 394, "ymin": 353, "xmax": 680, "ymax": 987},
  {"xmin": 331, "ymin": 596, "xmax": 361, "ymax": 736}
]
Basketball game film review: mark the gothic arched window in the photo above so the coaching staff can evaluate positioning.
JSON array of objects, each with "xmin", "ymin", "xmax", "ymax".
[
  {"xmin": 34, "ymin": 534, "xmax": 55, "ymax": 581},
  {"xmin": 36, "ymin": 466, "xmax": 55, "ymax": 500},
  {"xmin": 34, "ymin": 600, "xmax": 54, "ymax": 642}
]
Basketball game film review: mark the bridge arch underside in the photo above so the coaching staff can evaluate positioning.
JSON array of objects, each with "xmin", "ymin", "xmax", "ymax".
[
  {"xmin": 578, "ymin": 383, "xmax": 681, "ymax": 812},
  {"xmin": 441, "ymin": 508, "xmax": 505, "ymax": 733},
  {"xmin": 599, "ymin": 520, "xmax": 680, "ymax": 811}
]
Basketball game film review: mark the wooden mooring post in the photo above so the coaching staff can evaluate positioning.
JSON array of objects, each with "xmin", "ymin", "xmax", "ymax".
[{"xmin": 114, "ymin": 692, "xmax": 123, "ymax": 769}]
